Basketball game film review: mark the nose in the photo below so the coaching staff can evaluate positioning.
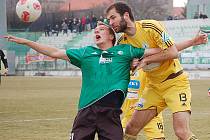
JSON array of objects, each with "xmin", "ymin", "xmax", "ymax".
[
  {"xmin": 94, "ymin": 29, "xmax": 99, "ymax": 34},
  {"xmin": 109, "ymin": 19, "xmax": 114, "ymax": 26}
]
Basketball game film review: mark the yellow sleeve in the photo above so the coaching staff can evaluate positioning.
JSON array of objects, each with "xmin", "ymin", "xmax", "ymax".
[{"xmin": 142, "ymin": 20, "xmax": 174, "ymax": 49}]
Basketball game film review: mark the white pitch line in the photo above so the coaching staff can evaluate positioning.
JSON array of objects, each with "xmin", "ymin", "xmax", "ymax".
[
  {"xmin": 0, "ymin": 112, "xmax": 209, "ymax": 124},
  {"xmin": 0, "ymin": 109, "xmax": 70, "ymax": 114},
  {"xmin": 0, "ymin": 117, "xmax": 70, "ymax": 123}
]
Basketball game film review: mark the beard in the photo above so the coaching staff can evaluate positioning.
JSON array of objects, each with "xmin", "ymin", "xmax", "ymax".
[{"xmin": 116, "ymin": 17, "xmax": 127, "ymax": 33}]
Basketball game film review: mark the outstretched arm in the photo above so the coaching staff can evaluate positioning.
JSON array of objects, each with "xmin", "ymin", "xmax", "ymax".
[
  {"xmin": 175, "ymin": 32, "xmax": 208, "ymax": 51},
  {"xmin": 5, "ymin": 35, "xmax": 69, "ymax": 61},
  {"xmin": 142, "ymin": 32, "xmax": 208, "ymax": 65}
]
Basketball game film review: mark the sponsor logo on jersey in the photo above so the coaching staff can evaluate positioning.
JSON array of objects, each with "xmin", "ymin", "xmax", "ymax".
[
  {"xmin": 117, "ymin": 51, "xmax": 123, "ymax": 55},
  {"xmin": 161, "ymin": 32, "xmax": 171, "ymax": 43},
  {"xmin": 142, "ymin": 43, "xmax": 149, "ymax": 48},
  {"xmin": 128, "ymin": 80, "xmax": 140, "ymax": 89},
  {"xmin": 99, "ymin": 57, "xmax": 112, "ymax": 64},
  {"xmin": 126, "ymin": 91, "xmax": 139, "ymax": 99},
  {"xmin": 99, "ymin": 51, "xmax": 113, "ymax": 64},
  {"xmin": 137, "ymin": 98, "xmax": 145, "ymax": 108},
  {"xmin": 91, "ymin": 52, "xmax": 98, "ymax": 55}
]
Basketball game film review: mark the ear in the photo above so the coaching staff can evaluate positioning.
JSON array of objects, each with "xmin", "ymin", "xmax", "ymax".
[
  {"xmin": 123, "ymin": 12, "xmax": 130, "ymax": 21},
  {"xmin": 109, "ymin": 34, "xmax": 114, "ymax": 40}
]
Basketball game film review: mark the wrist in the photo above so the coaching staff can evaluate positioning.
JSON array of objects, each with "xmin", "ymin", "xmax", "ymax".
[
  {"xmin": 190, "ymin": 38, "xmax": 196, "ymax": 46},
  {"xmin": 24, "ymin": 39, "xmax": 30, "ymax": 45},
  {"xmin": 143, "ymin": 58, "xmax": 149, "ymax": 65}
]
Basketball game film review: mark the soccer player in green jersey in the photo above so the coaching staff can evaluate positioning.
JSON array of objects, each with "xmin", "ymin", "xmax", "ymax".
[{"xmin": 5, "ymin": 23, "xmax": 165, "ymax": 140}]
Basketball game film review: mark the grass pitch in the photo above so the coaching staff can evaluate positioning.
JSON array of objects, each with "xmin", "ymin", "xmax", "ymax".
[{"xmin": 0, "ymin": 76, "xmax": 210, "ymax": 140}]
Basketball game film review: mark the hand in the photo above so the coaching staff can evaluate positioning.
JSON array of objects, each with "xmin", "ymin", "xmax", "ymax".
[
  {"xmin": 138, "ymin": 58, "xmax": 148, "ymax": 69},
  {"xmin": 131, "ymin": 58, "xmax": 140, "ymax": 71},
  {"xmin": 4, "ymin": 35, "xmax": 29, "ymax": 44},
  {"xmin": 130, "ymin": 59, "xmax": 148, "ymax": 75},
  {"xmin": 192, "ymin": 31, "xmax": 208, "ymax": 46},
  {"xmin": 130, "ymin": 59, "xmax": 141, "ymax": 76}
]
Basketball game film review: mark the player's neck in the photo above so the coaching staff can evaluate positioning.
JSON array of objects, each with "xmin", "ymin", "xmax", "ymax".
[
  {"xmin": 98, "ymin": 42, "xmax": 113, "ymax": 50},
  {"xmin": 124, "ymin": 21, "xmax": 136, "ymax": 36}
]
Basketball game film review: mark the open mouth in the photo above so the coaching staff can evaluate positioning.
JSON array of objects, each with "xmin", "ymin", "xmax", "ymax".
[{"xmin": 95, "ymin": 35, "xmax": 101, "ymax": 40}]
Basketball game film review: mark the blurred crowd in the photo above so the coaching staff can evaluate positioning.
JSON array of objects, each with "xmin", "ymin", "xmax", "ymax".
[{"xmin": 44, "ymin": 15, "xmax": 107, "ymax": 37}]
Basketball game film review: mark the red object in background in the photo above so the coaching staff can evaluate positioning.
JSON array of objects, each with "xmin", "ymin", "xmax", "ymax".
[
  {"xmin": 19, "ymin": 0, "xmax": 28, "ymax": 5},
  {"xmin": 21, "ymin": 11, "xmax": 30, "ymax": 22},
  {"xmin": 33, "ymin": 2, "xmax": 41, "ymax": 10},
  {"xmin": 26, "ymin": 54, "xmax": 55, "ymax": 64},
  {"xmin": 208, "ymin": 88, "xmax": 210, "ymax": 96}
]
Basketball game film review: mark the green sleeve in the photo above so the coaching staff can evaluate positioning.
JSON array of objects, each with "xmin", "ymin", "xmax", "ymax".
[
  {"xmin": 66, "ymin": 47, "xmax": 86, "ymax": 68},
  {"xmin": 129, "ymin": 45, "xmax": 145, "ymax": 59}
]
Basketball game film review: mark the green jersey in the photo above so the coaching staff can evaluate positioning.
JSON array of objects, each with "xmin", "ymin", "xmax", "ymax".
[{"xmin": 66, "ymin": 44, "xmax": 145, "ymax": 110}]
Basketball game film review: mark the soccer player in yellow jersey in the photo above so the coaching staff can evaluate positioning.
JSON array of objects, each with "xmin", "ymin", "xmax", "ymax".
[
  {"xmin": 106, "ymin": 2, "xmax": 208, "ymax": 140},
  {"xmin": 121, "ymin": 66, "xmax": 165, "ymax": 140}
]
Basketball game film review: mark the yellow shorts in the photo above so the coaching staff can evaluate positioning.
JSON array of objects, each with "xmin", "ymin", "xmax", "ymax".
[
  {"xmin": 135, "ymin": 73, "xmax": 191, "ymax": 114},
  {"xmin": 143, "ymin": 113, "xmax": 164, "ymax": 140},
  {"xmin": 121, "ymin": 99, "xmax": 165, "ymax": 139}
]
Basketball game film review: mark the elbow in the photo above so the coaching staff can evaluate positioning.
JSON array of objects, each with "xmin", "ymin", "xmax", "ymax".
[
  {"xmin": 171, "ymin": 50, "xmax": 178, "ymax": 59},
  {"xmin": 168, "ymin": 45, "xmax": 179, "ymax": 59}
]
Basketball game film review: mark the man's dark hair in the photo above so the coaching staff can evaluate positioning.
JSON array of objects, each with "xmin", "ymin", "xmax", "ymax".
[
  {"xmin": 106, "ymin": 2, "xmax": 135, "ymax": 22},
  {"xmin": 108, "ymin": 27, "xmax": 116, "ymax": 46}
]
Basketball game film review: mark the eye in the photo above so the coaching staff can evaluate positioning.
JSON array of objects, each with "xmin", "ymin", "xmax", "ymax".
[{"xmin": 111, "ymin": 16, "xmax": 116, "ymax": 20}]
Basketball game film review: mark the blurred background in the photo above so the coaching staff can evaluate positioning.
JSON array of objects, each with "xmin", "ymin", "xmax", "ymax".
[{"xmin": 0, "ymin": 1, "xmax": 210, "ymax": 140}]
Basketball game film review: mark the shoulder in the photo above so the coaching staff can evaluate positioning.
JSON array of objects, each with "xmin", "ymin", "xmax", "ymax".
[
  {"xmin": 140, "ymin": 20, "xmax": 160, "ymax": 26},
  {"xmin": 140, "ymin": 20, "xmax": 164, "ymax": 34},
  {"xmin": 115, "ymin": 44, "xmax": 131, "ymax": 48}
]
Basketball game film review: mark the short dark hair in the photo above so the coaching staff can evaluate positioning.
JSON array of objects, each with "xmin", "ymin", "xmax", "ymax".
[
  {"xmin": 106, "ymin": 2, "xmax": 135, "ymax": 22},
  {"xmin": 108, "ymin": 27, "xmax": 116, "ymax": 46}
]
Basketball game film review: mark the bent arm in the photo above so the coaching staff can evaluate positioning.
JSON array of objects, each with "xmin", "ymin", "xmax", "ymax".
[
  {"xmin": 143, "ymin": 44, "xmax": 178, "ymax": 64},
  {"xmin": 5, "ymin": 35, "xmax": 69, "ymax": 61},
  {"xmin": 143, "ymin": 48, "xmax": 161, "ymax": 57}
]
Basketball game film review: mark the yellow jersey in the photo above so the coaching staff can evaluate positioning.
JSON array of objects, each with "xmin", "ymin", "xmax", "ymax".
[
  {"xmin": 121, "ymin": 70, "xmax": 146, "ymax": 128},
  {"xmin": 118, "ymin": 20, "xmax": 183, "ymax": 84}
]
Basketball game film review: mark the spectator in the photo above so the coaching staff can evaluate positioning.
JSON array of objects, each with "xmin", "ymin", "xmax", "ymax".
[
  {"xmin": 68, "ymin": 18, "xmax": 73, "ymax": 33},
  {"xmin": 72, "ymin": 18, "xmax": 78, "ymax": 33},
  {"xmin": 199, "ymin": 12, "xmax": 208, "ymax": 19},
  {"xmin": 62, "ymin": 21, "xmax": 68, "ymax": 35},
  {"xmin": 78, "ymin": 19, "xmax": 83, "ymax": 34},
  {"xmin": 81, "ymin": 16, "xmax": 86, "ymax": 31},
  {"xmin": 86, "ymin": 15, "xmax": 91, "ymax": 31},
  {"xmin": 91, "ymin": 14, "xmax": 97, "ymax": 29},
  {"xmin": 44, "ymin": 24, "xmax": 51, "ymax": 37},
  {"xmin": 53, "ymin": 24, "xmax": 60, "ymax": 36}
]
